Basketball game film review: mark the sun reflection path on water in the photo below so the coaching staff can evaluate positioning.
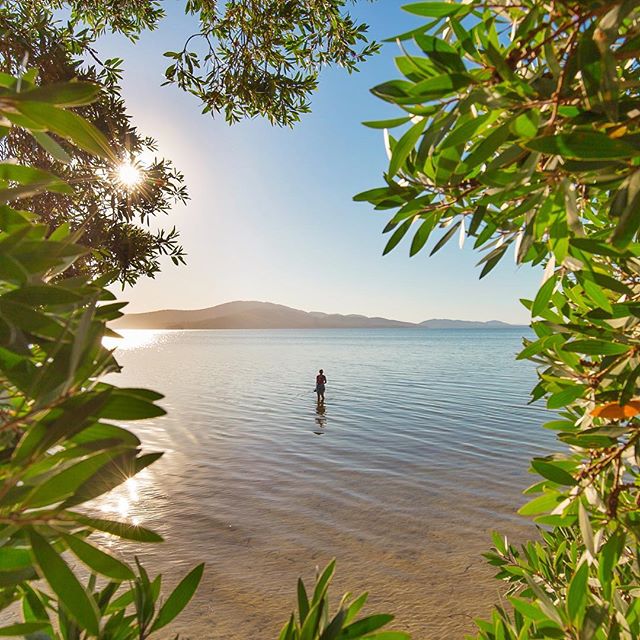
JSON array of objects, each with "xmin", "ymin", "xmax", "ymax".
[
  {"xmin": 96, "ymin": 330, "xmax": 163, "ymax": 537},
  {"xmin": 103, "ymin": 329, "xmax": 163, "ymax": 351}
]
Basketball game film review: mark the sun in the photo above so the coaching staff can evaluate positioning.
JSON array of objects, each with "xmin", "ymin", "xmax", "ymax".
[{"xmin": 116, "ymin": 161, "xmax": 142, "ymax": 189}]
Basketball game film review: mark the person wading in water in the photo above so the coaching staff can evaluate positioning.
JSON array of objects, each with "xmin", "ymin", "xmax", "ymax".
[{"xmin": 315, "ymin": 369, "xmax": 327, "ymax": 403}]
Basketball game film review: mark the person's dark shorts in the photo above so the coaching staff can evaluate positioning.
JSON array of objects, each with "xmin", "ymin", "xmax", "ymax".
[{"xmin": 316, "ymin": 384, "xmax": 325, "ymax": 394}]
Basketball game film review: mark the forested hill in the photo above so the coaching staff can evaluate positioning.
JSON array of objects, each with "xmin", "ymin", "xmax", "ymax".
[{"xmin": 114, "ymin": 301, "xmax": 523, "ymax": 330}]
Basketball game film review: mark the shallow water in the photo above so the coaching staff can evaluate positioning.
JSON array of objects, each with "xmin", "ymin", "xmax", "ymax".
[{"xmin": 100, "ymin": 328, "xmax": 555, "ymax": 639}]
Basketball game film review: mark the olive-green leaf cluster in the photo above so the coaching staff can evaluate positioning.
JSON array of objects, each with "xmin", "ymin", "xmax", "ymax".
[{"xmin": 358, "ymin": 1, "xmax": 640, "ymax": 638}]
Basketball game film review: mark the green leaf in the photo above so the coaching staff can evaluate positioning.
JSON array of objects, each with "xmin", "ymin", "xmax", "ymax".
[
  {"xmin": 26, "ymin": 449, "xmax": 125, "ymax": 508},
  {"xmin": 430, "ymin": 221, "xmax": 461, "ymax": 256},
  {"xmin": 389, "ymin": 119, "xmax": 425, "ymax": 176},
  {"xmin": 582, "ymin": 279, "xmax": 612, "ymax": 312},
  {"xmin": 0, "ymin": 163, "xmax": 65, "ymax": 186},
  {"xmin": 14, "ymin": 102, "xmax": 113, "ymax": 160},
  {"xmin": 508, "ymin": 597, "xmax": 548, "ymax": 624},
  {"xmin": 28, "ymin": 530, "xmax": 99, "ymax": 635},
  {"xmin": 71, "ymin": 422, "xmax": 141, "ymax": 447},
  {"xmin": 70, "ymin": 514, "xmax": 163, "ymax": 543},
  {"xmin": 0, "ymin": 205, "xmax": 34, "ymax": 231},
  {"xmin": 524, "ymin": 131, "xmax": 636, "ymax": 159},
  {"xmin": 312, "ymin": 560, "xmax": 336, "ymax": 604},
  {"xmin": 278, "ymin": 614, "xmax": 296, "ymax": 640},
  {"xmin": 62, "ymin": 534, "xmax": 135, "ymax": 581},
  {"xmin": 362, "ymin": 117, "xmax": 411, "ymax": 129},
  {"xmin": 15, "ymin": 82, "xmax": 101, "ymax": 107},
  {"xmin": 62, "ymin": 451, "xmax": 162, "ymax": 507},
  {"xmin": 611, "ymin": 168, "xmax": 640, "ymax": 248},
  {"xmin": 567, "ymin": 561, "xmax": 589, "ymax": 623},
  {"xmin": 300, "ymin": 600, "xmax": 324, "ymax": 640},
  {"xmin": 524, "ymin": 576, "xmax": 564, "ymax": 626},
  {"xmin": 547, "ymin": 385, "xmax": 586, "ymax": 409},
  {"xmin": 22, "ymin": 584, "xmax": 50, "ymax": 624},
  {"xmin": 319, "ymin": 609, "xmax": 346, "ymax": 640},
  {"xmin": 4, "ymin": 284, "xmax": 80, "ymax": 305},
  {"xmin": 370, "ymin": 80, "xmax": 413, "ymax": 101},
  {"xmin": 0, "ymin": 548, "xmax": 32, "ymax": 572},
  {"xmin": 353, "ymin": 187, "xmax": 399, "ymax": 204},
  {"xmin": 581, "ymin": 606, "xmax": 607, "ymax": 640},
  {"xmin": 581, "ymin": 270, "xmax": 632, "ymax": 296},
  {"xmin": 531, "ymin": 459, "xmax": 577, "ymax": 486},
  {"xmin": 0, "ymin": 623, "xmax": 49, "ymax": 636},
  {"xmin": 479, "ymin": 245, "xmax": 507, "ymax": 279},
  {"xmin": 101, "ymin": 389, "xmax": 166, "ymax": 419},
  {"xmin": 383, "ymin": 219, "xmax": 412, "ymax": 255},
  {"xmin": 579, "ymin": 502, "xmax": 595, "ymax": 556},
  {"xmin": 414, "ymin": 34, "xmax": 466, "ymax": 73},
  {"xmin": 563, "ymin": 340, "xmax": 630, "ymax": 355},
  {"xmin": 510, "ymin": 112, "xmax": 539, "ymax": 139},
  {"xmin": 518, "ymin": 491, "xmax": 563, "ymax": 516},
  {"xmin": 14, "ymin": 391, "xmax": 110, "ymax": 463},
  {"xmin": 441, "ymin": 114, "xmax": 493, "ymax": 149},
  {"xmin": 150, "ymin": 563, "xmax": 204, "ymax": 631},
  {"xmin": 577, "ymin": 36, "xmax": 601, "ymax": 107},
  {"xmin": 344, "ymin": 593, "xmax": 368, "ymax": 625},
  {"xmin": 569, "ymin": 238, "xmax": 622, "ymax": 258},
  {"xmin": 462, "ymin": 121, "xmax": 511, "ymax": 171},
  {"xmin": 410, "ymin": 217, "xmax": 435, "ymax": 256},
  {"xmin": 403, "ymin": 2, "xmax": 470, "ymax": 18},
  {"xmin": 598, "ymin": 531, "xmax": 622, "ymax": 600},
  {"xmin": 410, "ymin": 73, "xmax": 473, "ymax": 99},
  {"xmin": 339, "ymin": 614, "xmax": 394, "ymax": 638},
  {"xmin": 30, "ymin": 131, "xmax": 72, "ymax": 164},
  {"xmin": 298, "ymin": 578, "xmax": 310, "ymax": 623},
  {"xmin": 0, "ymin": 163, "xmax": 70, "ymax": 202},
  {"xmin": 105, "ymin": 586, "xmax": 135, "ymax": 613}
]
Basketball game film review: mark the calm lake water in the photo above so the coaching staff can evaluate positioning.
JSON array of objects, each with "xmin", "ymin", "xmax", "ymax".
[{"xmin": 100, "ymin": 329, "xmax": 555, "ymax": 639}]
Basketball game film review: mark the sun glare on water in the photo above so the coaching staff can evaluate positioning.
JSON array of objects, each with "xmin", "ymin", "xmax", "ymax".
[
  {"xmin": 103, "ymin": 329, "xmax": 160, "ymax": 351},
  {"xmin": 98, "ymin": 475, "xmax": 146, "ymax": 534}
]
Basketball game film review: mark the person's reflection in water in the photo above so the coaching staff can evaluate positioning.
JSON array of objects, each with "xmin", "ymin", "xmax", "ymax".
[{"xmin": 313, "ymin": 401, "xmax": 327, "ymax": 435}]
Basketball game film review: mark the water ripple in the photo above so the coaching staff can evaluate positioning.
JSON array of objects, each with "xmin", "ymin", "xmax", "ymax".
[{"xmin": 102, "ymin": 328, "xmax": 556, "ymax": 639}]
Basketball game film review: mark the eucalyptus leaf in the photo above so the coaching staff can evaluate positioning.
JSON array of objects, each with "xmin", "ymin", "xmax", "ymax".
[
  {"xmin": 150, "ymin": 564, "xmax": 204, "ymax": 632},
  {"xmin": 28, "ymin": 531, "xmax": 99, "ymax": 635}
]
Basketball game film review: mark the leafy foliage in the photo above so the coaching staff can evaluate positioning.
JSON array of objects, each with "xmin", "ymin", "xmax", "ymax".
[
  {"xmin": 278, "ymin": 560, "xmax": 408, "ymax": 640},
  {"xmin": 164, "ymin": 0, "xmax": 380, "ymax": 126},
  {"xmin": 0, "ymin": 3, "xmax": 188, "ymax": 286},
  {"xmin": 0, "ymin": 72, "xmax": 204, "ymax": 638},
  {"xmin": 0, "ymin": 0, "xmax": 379, "ymax": 282},
  {"xmin": 358, "ymin": 1, "xmax": 640, "ymax": 638},
  {"xmin": 10, "ymin": 0, "xmax": 379, "ymax": 127}
]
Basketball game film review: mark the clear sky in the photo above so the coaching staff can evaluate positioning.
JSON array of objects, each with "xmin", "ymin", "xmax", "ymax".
[{"xmin": 98, "ymin": 1, "xmax": 540, "ymax": 324}]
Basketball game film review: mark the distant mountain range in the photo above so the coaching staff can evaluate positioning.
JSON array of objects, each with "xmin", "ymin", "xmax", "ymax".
[
  {"xmin": 419, "ymin": 319, "xmax": 518, "ymax": 329},
  {"xmin": 113, "ymin": 301, "xmax": 524, "ymax": 330}
]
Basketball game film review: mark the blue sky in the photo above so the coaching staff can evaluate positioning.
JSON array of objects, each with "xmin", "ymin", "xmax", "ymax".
[{"xmin": 98, "ymin": 1, "xmax": 540, "ymax": 323}]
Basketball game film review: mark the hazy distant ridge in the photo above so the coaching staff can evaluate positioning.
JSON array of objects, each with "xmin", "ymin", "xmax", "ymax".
[
  {"xmin": 114, "ymin": 301, "xmax": 523, "ymax": 330},
  {"xmin": 419, "ymin": 319, "xmax": 518, "ymax": 329}
]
